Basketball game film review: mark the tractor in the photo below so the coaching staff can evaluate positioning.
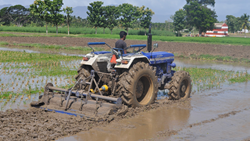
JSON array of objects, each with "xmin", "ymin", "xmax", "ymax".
[{"xmin": 31, "ymin": 25, "xmax": 192, "ymax": 117}]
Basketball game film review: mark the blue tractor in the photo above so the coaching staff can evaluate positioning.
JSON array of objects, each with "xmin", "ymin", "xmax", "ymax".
[
  {"xmin": 32, "ymin": 25, "xmax": 191, "ymax": 117},
  {"xmin": 74, "ymin": 25, "xmax": 192, "ymax": 107}
]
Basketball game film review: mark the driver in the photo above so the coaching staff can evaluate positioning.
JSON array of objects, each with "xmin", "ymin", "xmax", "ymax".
[{"xmin": 115, "ymin": 31, "xmax": 127, "ymax": 54}]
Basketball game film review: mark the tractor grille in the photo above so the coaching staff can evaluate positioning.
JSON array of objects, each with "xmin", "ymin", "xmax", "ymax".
[{"xmin": 97, "ymin": 62, "xmax": 108, "ymax": 72}]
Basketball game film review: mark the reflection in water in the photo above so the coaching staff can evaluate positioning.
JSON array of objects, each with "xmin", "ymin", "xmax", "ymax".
[
  {"xmin": 175, "ymin": 58, "xmax": 250, "ymax": 72},
  {"xmin": 58, "ymin": 100, "xmax": 191, "ymax": 141}
]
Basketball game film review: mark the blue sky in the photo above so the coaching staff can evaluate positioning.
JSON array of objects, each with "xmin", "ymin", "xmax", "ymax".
[{"xmin": 0, "ymin": 0, "xmax": 249, "ymax": 22}]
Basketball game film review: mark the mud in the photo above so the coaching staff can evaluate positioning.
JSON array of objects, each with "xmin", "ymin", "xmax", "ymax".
[
  {"xmin": 0, "ymin": 96, "xmax": 188, "ymax": 141},
  {"xmin": 1, "ymin": 36, "xmax": 250, "ymax": 59},
  {"xmin": 57, "ymin": 82, "xmax": 250, "ymax": 141}
]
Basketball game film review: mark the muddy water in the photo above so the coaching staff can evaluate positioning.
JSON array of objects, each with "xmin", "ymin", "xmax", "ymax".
[
  {"xmin": 59, "ymin": 105, "xmax": 190, "ymax": 141},
  {"xmin": 58, "ymin": 82, "xmax": 250, "ymax": 141},
  {"xmin": 175, "ymin": 58, "xmax": 250, "ymax": 72},
  {"xmin": 0, "ymin": 47, "xmax": 86, "ymax": 56}
]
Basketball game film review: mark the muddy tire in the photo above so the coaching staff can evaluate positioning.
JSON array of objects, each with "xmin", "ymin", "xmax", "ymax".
[
  {"xmin": 168, "ymin": 71, "xmax": 192, "ymax": 100},
  {"xmin": 119, "ymin": 62, "xmax": 158, "ymax": 107},
  {"xmin": 74, "ymin": 66, "xmax": 91, "ymax": 90}
]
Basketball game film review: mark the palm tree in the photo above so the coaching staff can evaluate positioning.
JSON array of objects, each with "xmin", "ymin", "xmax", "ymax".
[{"xmin": 241, "ymin": 13, "xmax": 250, "ymax": 38}]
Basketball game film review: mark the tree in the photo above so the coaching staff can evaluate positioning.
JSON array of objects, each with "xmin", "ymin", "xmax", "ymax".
[
  {"xmin": 103, "ymin": 6, "xmax": 119, "ymax": 34},
  {"xmin": 186, "ymin": 0, "xmax": 215, "ymax": 6},
  {"xmin": 87, "ymin": 1, "xmax": 105, "ymax": 34},
  {"xmin": 0, "ymin": 7, "xmax": 10, "ymax": 25},
  {"xmin": 30, "ymin": 0, "xmax": 51, "ymax": 34},
  {"xmin": 5, "ymin": 5, "xmax": 31, "ymax": 27},
  {"xmin": 241, "ymin": 13, "xmax": 250, "ymax": 38},
  {"xmin": 119, "ymin": 3, "xmax": 140, "ymax": 34},
  {"xmin": 184, "ymin": 1, "xmax": 217, "ymax": 34},
  {"xmin": 139, "ymin": 6, "xmax": 155, "ymax": 35},
  {"xmin": 63, "ymin": 6, "xmax": 73, "ymax": 35},
  {"xmin": 226, "ymin": 15, "xmax": 237, "ymax": 33},
  {"xmin": 173, "ymin": 9, "xmax": 186, "ymax": 36},
  {"xmin": 49, "ymin": 0, "xmax": 64, "ymax": 35}
]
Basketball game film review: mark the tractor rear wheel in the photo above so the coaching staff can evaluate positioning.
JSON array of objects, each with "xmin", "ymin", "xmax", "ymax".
[
  {"xmin": 168, "ymin": 71, "xmax": 192, "ymax": 100},
  {"xmin": 74, "ymin": 66, "xmax": 91, "ymax": 90},
  {"xmin": 119, "ymin": 62, "xmax": 158, "ymax": 107}
]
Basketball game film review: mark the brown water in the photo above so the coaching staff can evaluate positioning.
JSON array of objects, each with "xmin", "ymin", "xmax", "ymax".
[{"xmin": 58, "ymin": 82, "xmax": 250, "ymax": 141}]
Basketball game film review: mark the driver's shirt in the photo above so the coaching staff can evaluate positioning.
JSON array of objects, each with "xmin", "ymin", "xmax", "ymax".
[{"xmin": 115, "ymin": 40, "xmax": 127, "ymax": 51}]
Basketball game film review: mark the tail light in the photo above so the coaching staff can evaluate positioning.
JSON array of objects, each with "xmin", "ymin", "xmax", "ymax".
[
  {"xmin": 121, "ymin": 60, "xmax": 129, "ymax": 64},
  {"xmin": 83, "ymin": 57, "xmax": 89, "ymax": 61}
]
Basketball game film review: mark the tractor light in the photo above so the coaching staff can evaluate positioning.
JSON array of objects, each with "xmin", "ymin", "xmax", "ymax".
[
  {"xmin": 83, "ymin": 57, "xmax": 89, "ymax": 61},
  {"xmin": 121, "ymin": 60, "xmax": 129, "ymax": 64},
  {"xmin": 171, "ymin": 63, "xmax": 176, "ymax": 68}
]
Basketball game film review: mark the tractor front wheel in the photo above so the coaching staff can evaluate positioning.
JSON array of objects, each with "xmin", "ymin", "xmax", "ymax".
[{"xmin": 168, "ymin": 71, "xmax": 192, "ymax": 100}]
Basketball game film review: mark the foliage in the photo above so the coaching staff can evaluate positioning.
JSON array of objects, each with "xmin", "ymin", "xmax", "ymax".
[
  {"xmin": 63, "ymin": 6, "xmax": 73, "ymax": 35},
  {"xmin": 87, "ymin": 1, "xmax": 105, "ymax": 34},
  {"xmin": 30, "ymin": 0, "xmax": 51, "ymax": 34},
  {"xmin": 241, "ymin": 13, "xmax": 250, "ymax": 36},
  {"xmin": 103, "ymin": 6, "xmax": 120, "ymax": 34},
  {"xmin": 0, "ymin": 7, "xmax": 10, "ymax": 25},
  {"xmin": 226, "ymin": 15, "xmax": 237, "ymax": 33},
  {"xmin": 184, "ymin": 1, "xmax": 217, "ymax": 34},
  {"xmin": 186, "ymin": 0, "xmax": 215, "ymax": 6},
  {"xmin": 139, "ymin": 6, "xmax": 155, "ymax": 35},
  {"xmin": 173, "ymin": 9, "xmax": 186, "ymax": 36},
  {"xmin": 118, "ymin": 3, "xmax": 141, "ymax": 34},
  {"xmin": 4, "ymin": 5, "xmax": 31, "ymax": 27},
  {"xmin": 0, "ymin": 26, "xmax": 175, "ymax": 36},
  {"xmin": 49, "ymin": 0, "xmax": 65, "ymax": 35}
]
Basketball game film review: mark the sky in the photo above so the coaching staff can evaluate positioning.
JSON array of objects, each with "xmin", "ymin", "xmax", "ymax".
[{"xmin": 0, "ymin": 0, "xmax": 249, "ymax": 22}]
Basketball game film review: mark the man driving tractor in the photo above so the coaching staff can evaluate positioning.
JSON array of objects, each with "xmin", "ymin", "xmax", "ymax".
[{"xmin": 115, "ymin": 31, "xmax": 127, "ymax": 54}]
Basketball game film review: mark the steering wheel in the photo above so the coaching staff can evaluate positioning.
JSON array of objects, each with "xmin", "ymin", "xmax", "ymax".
[{"xmin": 125, "ymin": 45, "xmax": 146, "ymax": 53}]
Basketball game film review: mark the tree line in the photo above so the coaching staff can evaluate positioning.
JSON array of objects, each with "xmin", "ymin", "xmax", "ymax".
[
  {"xmin": 172, "ymin": 0, "xmax": 250, "ymax": 36},
  {"xmin": 173, "ymin": 0, "xmax": 217, "ymax": 36},
  {"xmin": 226, "ymin": 14, "xmax": 250, "ymax": 34},
  {"xmin": 0, "ymin": 0, "xmax": 155, "ymax": 35},
  {"xmin": 86, "ymin": 1, "xmax": 154, "ymax": 35}
]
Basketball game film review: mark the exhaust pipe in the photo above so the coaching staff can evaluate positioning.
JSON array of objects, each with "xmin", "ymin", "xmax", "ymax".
[{"xmin": 147, "ymin": 23, "xmax": 152, "ymax": 52}]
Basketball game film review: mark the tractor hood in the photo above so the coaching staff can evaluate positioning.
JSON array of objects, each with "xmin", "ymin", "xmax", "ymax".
[{"xmin": 141, "ymin": 51, "xmax": 174, "ymax": 64}]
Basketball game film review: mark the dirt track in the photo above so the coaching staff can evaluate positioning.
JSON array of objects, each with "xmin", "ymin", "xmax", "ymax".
[{"xmin": 1, "ymin": 36, "xmax": 250, "ymax": 59}]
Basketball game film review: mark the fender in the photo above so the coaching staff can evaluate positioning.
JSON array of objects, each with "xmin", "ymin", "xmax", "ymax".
[{"xmin": 114, "ymin": 55, "xmax": 150, "ymax": 69}]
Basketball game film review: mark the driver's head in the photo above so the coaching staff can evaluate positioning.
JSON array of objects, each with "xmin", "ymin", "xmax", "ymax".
[{"xmin": 120, "ymin": 31, "xmax": 127, "ymax": 40}]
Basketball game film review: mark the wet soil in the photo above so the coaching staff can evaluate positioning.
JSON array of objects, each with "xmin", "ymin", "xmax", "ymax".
[
  {"xmin": 1, "ymin": 36, "xmax": 250, "ymax": 59},
  {"xmin": 0, "ymin": 97, "xmax": 185, "ymax": 141},
  {"xmin": 57, "ymin": 82, "xmax": 250, "ymax": 141},
  {"xmin": 0, "ymin": 77, "xmax": 250, "ymax": 141}
]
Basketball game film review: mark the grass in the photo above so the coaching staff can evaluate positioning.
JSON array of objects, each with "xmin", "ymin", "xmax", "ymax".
[
  {"xmin": 0, "ymin": 26, "xmax": 175, "ymax": 36},
  {"xmin": 175, "ymin": 67, "xmax": 235, "ymax": 92},
  {"xmin": 0, "ymin": 50, "xmax": 81, "ymax": 63},
  {"xmin": 0, "ymin": 41, "xmax": 108, "ymax": 53},
  {"xmin": 229, "ymin": 71, "xmax": 250, "ymax": 83},
  {"xmin": 1, "ymin": 31, "xmax": 250, "ymax": 46}
]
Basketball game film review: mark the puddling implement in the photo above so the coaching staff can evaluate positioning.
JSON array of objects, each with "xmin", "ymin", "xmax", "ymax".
[{"xmin": 31, "ymin": 70, "xmax": 122, "ymax": 118}]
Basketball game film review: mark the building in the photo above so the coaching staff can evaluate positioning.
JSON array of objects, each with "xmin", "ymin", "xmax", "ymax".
[{"xmin": 205, "ymin": 23, "xmax": 229, "ymax": 37}]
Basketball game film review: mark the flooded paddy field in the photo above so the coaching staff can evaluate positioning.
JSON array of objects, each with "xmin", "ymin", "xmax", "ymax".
[{"xmin": 0, "ymin": 47, "xmax": 249, "ymax": 141}]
